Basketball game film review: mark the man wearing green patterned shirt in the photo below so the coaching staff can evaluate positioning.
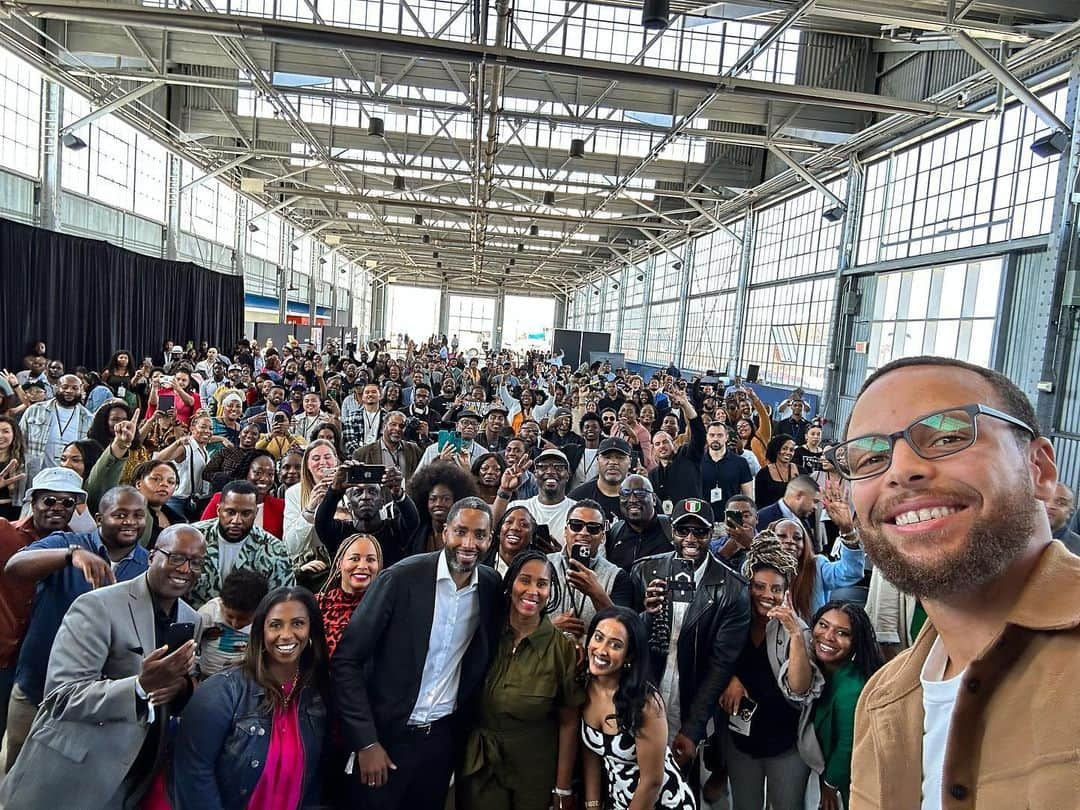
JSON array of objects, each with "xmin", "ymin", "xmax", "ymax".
[{"xmin": 187, "ymin": 480, "xmax": 295, "ymax": 608}]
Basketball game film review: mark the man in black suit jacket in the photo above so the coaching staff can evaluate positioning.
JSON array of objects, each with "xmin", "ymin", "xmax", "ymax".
[
  {"xmin": 332, "ymin": 496, "xmax": 502, "ymax": 809},
  {"xmin": 756, "ymin": 475, "xmax": 827, "ymax": 553}
]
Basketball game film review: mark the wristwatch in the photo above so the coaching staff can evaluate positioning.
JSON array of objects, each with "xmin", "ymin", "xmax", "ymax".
[
  {"xmin": 65, "ymin": 545, "xmax": 81, "ymax": 566},
  {"xmin": 839, "ymin": 528, "xmax": 860, "ymax": 548}
]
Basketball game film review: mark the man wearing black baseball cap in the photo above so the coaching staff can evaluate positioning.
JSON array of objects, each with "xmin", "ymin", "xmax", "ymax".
[
  {"xmin": 633, "ymin": 498, "xmax": 751, "ymax": 775},
  {"xmin": 476, "ymin": 403, "xmax": 510, "ymax": 452},
  {"xmin": 568, "ymin": 437, "xmax": 632, "ymax": 522}
]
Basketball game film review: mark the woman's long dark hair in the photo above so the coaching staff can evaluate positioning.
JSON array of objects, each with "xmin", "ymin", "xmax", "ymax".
[
  {"xmin": 0, "ymin": 415, "xmax": 26, "ymax": 465},
  {"xmin": 501, "ymin": 549, "xmax": 561, "ymax": 618},
  {"xmin": 308, "ymin": 421, "xmax": 345, "ymax": 459},
  {"xmin": 105, "ymin": 350, "xmax": 133, "ymax": 377},
  {"xmin": 243, "ymin": 586, "xmax": 329, "ymax": 710},
  {"xmin": 586, "ymin": 606, "xmax": 660, "ymax": 737},
  {"xmin": 765, "ymin": 433, "xmax": 795, "ymax": 464},
  {"xmin": 482, "ymin": 504, "xmax": 537, "ymax": 567},
  {"xmin": 88, "ymin": 399, "xmax": 134, "ymax": 448},
  {"xmin": 811, "ymin": 600, "xmax": 884, "ymax": 683},
  {"xmin": 406, "ymin": 460, "xmax": 479, "ymax": 529},
  {"xmin": 64, "ymin": 439, "xmax": 104, "ymax": 484}
]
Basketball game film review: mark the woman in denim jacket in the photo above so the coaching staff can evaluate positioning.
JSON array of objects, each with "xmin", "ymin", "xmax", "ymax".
[{"xmin": 172, "ymin": 587, "xmax": 330, "ymax": 810}]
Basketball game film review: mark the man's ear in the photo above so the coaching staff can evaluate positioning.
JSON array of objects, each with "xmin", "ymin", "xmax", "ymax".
[{"xmin": 1029, "ymin": 436, "xmax": 1058, "ymax": 502}]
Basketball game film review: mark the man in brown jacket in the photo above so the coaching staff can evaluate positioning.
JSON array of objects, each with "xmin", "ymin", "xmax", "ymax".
[
  {"xmin": 353, "ymin": 411, "xmax": 423, "ymax": 487},
  {"xmin": 835, "ymin": 355, "xmax": 1074, "ymax": 809}
]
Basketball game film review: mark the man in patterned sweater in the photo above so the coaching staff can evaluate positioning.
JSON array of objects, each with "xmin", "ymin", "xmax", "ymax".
[{"xmin": 187, "ymin": 480, "xmax": 294, "ymax": 608}]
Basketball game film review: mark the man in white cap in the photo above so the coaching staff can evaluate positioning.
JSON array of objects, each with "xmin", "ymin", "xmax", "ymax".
[
  {"xmin": 497, "ymin": 447, "xmax": 577, "ymax": 547},
  {"xmin": 0, "ymin": 467, "xmax": 82, "ymax": 736}
]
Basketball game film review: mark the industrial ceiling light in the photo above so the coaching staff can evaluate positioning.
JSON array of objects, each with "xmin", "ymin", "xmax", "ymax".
[
  {"xmin": 1031, "ymin": 130, "xmax": 1069, "ymax": 158},
  {"xmin": 368, "ymin": 117, "xmax": 385, "ymax": 137},
  {"xmin": 543, "ymin": 190, "xmax": 556, "ymax": 206},
  {"xmin": 393, "ymin": 175, "xmax": 406, "ymax": 191},
  {"xmin": 247, "ymin": 222, "xmax": 260, "ymax": 233},
  {"xmin": 436, "ymin": 261, "xmax": 443, "ymax": 269},
  {"xmin": 290, "ymin": 243, "xmax": 300, "ymax": 252},
  {"xmin": 822, "ymin": 204, "xmax": 847, "ymax": 223},
  {"xmin": 636, "ymin": 273, "xmax": 645, "ymax": 281},
  {"xmin": 61, "ymin": 132, "xmax": 87, "ymax": 151},
  {"xmin": 509, "ymin": 258, "xmax": 515, "ymax": 266},
  {"xmin": 612, "ymin": 282, "xmax": 619, "ymax": 289},
  {"xmin": 529, "ymin": 225, "xmax": 539, "ymax": 236},
  {"xmin": 422, "ymin": 234, "xmax": 431, "ymax": 244},
  {"xmin": 641, "ymin": 0, "xmax": 669, "ymax": 29},
  {"xmin": 414, "ymin": 214, "xmax": 423, "ymax": 226},
  {"xmin": 517, "ymin": 243, "xmax": 525, "ymax": 252},
  {"xmin": 318, "ymin": 257, "xmax": 327, "ymax": 265},
  {"xmin": 433, "ymin": 250, "xmax": 439, "ymax": 259},
  {"xmin": 569, "ymin": 138, "xmax": 587, "ymax": 159}
]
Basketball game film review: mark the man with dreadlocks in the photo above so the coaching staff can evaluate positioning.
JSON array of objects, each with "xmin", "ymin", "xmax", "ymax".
[{"xmin": 634, "ymin": 498, "xmax": 751, "ymax": 778}]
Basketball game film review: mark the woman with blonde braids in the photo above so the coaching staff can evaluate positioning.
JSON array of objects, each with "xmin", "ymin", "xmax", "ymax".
[
  {"xmin": 315, "ymin": 532, "xmax": 383, "ymax": 657},
  {"xmin": 719, "ymin": 532, "xmax": 823, "ymax": 810}
]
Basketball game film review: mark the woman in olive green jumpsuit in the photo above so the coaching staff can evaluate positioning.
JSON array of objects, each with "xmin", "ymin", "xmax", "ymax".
[{"xmin": 458, "ymin": 550, "xmax": 585, "ymax": 810}]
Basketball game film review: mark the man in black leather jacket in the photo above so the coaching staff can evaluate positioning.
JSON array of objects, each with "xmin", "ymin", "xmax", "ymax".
[{"xmin": 631, "ymin": 498, "xmax": 751, "ymax": 773}]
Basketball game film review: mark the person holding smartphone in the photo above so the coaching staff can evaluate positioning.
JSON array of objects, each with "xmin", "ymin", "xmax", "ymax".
[
  {"xmin": 634, "ymin": 499, "xmax": 751, "ymax": 774},
  {"xmin": 719, "ymin": 533, "xmax": 821, "ymax": 810},
  {"xmin": 545, "ymin": 499, "xmax": 634, "ymax": 643}
]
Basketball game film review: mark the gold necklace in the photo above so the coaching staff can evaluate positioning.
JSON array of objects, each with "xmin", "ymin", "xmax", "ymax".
[{"xmin": 280, "ymin": 670, "xmax": 301, "ymax": 705}]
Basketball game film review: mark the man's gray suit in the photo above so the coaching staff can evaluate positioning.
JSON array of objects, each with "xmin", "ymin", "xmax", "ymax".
[{"xmin": 0, "ymin": 574, "xmax": 200, "ymax": 810}]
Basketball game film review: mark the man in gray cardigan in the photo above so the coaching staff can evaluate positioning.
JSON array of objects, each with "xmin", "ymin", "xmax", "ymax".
[{"xmin": 0, "ymin": 524, "xmax": 205, "ymax": 809}]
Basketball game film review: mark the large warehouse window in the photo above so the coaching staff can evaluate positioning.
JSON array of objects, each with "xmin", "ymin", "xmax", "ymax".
[
  {"xmin": 643, "ymin": 301, "xmax": 679, "ymax": 364},
  {"xmin": 741, "ymin": 277, "xmax": 836, "ymax": 390},
  {"xmin": 179, "ymin": 161, "xmax": 238, "ymax": 245},
  {"xmin": 503, "ymin": 295, "xmax": 556, "ymax": 351},
  {"xmin": 683, "ymin": 293, "xmax": 738, "ymax": 375},
  {"xmin": 690, "ymin": 224, "xmax": 743, "ymax": 296},
  {"xmin": 387, "ymin": 285, "xmax": 440, "ymax": 342},
  {"xmin": 62, "ymin": 92, "xmax": 167, "ymax": 220},
  {"xmin": 752, "ymin": 179, "xmax": 846, "ymax": 284},
  {"xmin": 0, "ymin": 49, "xmax": 41, "ymax": 177},
  {"xmin": 448, "ymin": 294, "xmax": 496, "ymax": 351},
  {"xmin": 857, "ymin": 87, "xmax": 1066, "ymax": 265},
  {"xmin": 864, "ymin": 258, "xmax": 1003, "ymax": 374}
]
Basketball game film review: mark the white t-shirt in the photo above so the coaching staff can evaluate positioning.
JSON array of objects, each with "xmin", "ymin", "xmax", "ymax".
[
  {"xmin": 920, "ymin": 636, "xmax": 964, "ymax": 810},
  {"xmin": 507, "ymin": 496, "xmax": 576, "ymax": 547}
]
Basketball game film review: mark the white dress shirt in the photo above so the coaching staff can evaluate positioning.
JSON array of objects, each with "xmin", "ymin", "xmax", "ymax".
[{"xmin": 408, "ymin": 551, "xmax": 481, "ymax": 725}]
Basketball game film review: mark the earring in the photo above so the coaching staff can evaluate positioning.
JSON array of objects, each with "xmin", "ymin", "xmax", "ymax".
[{"xmin": 625, "ymin": 661, "xmax": 632, "ymax": 670}]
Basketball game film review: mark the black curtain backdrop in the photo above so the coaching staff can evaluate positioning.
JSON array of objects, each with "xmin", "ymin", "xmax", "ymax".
[{"xmin": 0, "ymin": 217, "xmax": 245, "ymax": 371}]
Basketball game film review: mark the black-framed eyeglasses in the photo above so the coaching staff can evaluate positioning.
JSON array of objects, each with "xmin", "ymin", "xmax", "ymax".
[
  {"xmin": 825, "ymin": 403, "xmax": 1036, "ymax": 481},
  {"xmin": 567, "ymin": 518, "xmax": 605, "ymax": 535},
  {"xmin": 156, "ymin": 551, "xmax": 207, "ymax": 572},
  {"xmin": 673, "ymin": 524, "xmax": 711, "ymax": 539}
]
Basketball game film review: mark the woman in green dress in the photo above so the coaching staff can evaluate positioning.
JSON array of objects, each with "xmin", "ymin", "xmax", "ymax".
[
  {"xmin": 458, "ymin": 550, "xmax": 585, "ymax": 810},
  {"xmin": 801, "ymin": 600, "xmax": 884, "ymax": 809}
]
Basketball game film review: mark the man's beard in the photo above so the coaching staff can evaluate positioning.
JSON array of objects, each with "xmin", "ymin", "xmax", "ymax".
[{"xmin": 860, "ymin": 478, "xmax": 1039, "ymax": 601}]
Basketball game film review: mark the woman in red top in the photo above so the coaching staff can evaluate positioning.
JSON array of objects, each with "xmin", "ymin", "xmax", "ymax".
[
  {"xmin": 316, "ymin": 533, "xmax": 383, "ymax": 657},
  {"xmin": 200, "ymin": 450, "xmax": 285, "ymax": 538}
]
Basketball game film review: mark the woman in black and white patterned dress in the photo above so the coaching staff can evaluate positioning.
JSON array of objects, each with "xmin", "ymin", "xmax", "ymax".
[{"xmin": 581, "ymin": 606, "xmax": 697, "ymax": 810}]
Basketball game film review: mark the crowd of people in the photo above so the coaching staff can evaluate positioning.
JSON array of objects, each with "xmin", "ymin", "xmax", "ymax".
[{"xmin": 0, "ymin": 335, "xmax": 1075, "ymax": 810}]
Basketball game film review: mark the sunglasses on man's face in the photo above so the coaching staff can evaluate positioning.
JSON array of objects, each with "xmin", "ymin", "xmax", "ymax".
[
  {"xmin": 40, "ymin": 496, "xmax": 78, "ymax": 509},
  {"xmin": 674, "ymin": 524, "xmax": 711, "ymax": 539},
  {"xmin": 567, "ymin": 518, "xmax": 605, "ymax": 535}
]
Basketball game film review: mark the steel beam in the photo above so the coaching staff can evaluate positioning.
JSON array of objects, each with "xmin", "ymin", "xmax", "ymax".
[
  {"xmin": 19, "ymin": 2, "xmax": 989, "ymax": 121},
  {"xmin": 59, "ymin": 79, "xmax": 162, "ymax": 135},
  {"xmin": 179, "ymin": 153, "xmax": 251, "ymax": 193},
  {"xmin": 260, "ymin": 186, "xmax": 693, "ymax": 231},
  {"xmin": 951, "ymin": 30, "xmax": 1071, "ymax": 135},
  {"xmin": 767, "ymin": 146, "xmax": 847, "ymax": 209}
]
